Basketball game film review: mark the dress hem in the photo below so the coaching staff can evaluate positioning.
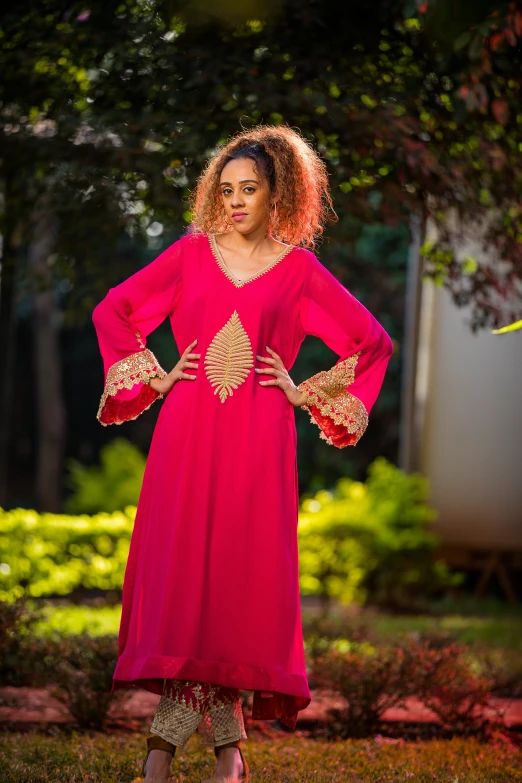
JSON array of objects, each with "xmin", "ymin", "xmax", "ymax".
[{"xmin": 111, "ymin": 655, "xmax": 311, "ymax": 729}]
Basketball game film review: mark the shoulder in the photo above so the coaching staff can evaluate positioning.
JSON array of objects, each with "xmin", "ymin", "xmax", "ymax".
[
  {"xmin": 156, "ymin": 230, "xmax": 208, "ymax": 263},
  {"xmin": 292, "ymin": 245, "xmax": 329, "ymax": 276},
  {"xmin": 172, "ymin": 229, "xmax": 208, "ymax": 251},
  {"xmin": 290, "ymin": 245, "xmax": 318, "ymax": 266}
]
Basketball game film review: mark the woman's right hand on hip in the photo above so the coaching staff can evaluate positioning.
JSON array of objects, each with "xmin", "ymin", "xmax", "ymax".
[{"xmin": 149, "ymin": 339, "xmax": 200, "ymax": 394}]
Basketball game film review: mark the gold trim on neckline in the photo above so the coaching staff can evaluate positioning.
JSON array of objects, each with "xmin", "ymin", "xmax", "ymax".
[{"xmin": 207, "ymin": 233, "xmax": 295, "ymax": 288}]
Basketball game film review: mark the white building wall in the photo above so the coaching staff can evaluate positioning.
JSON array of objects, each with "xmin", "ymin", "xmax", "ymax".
[{"xmin": 418, "ymin": 282, "xmax": 522, "ymax": 549}]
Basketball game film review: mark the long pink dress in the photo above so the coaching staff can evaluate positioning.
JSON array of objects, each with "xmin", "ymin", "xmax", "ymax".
[{"xmin": 92, "ymin": 230, "xmax": 393, "ymax": 729}]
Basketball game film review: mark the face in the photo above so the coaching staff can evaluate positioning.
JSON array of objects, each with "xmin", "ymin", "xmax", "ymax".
[{"xmin": 219, "ymin": 157, "xmax": 272, "ymax": 235}]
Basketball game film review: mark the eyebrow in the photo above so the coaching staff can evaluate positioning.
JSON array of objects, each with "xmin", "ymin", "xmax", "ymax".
[{"xmin": 219, "ymin": 179, "xmax": 259, "ymax": 186}]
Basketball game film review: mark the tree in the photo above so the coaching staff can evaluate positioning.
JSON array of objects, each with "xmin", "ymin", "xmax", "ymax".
[{"xmin": 2, "ymin": 0, "xmax": 522, "ymax": 507}]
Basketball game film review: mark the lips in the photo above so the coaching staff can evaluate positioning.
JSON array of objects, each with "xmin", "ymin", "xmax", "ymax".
[{"xmin": 232, "ymin": 212, "xmax": 248, "ymax": 217}]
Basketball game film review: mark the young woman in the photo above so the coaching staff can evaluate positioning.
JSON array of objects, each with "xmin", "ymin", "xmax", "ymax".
[{"xmin": 92, "ymin": 125, "xmax": 393, "ymax": 783}]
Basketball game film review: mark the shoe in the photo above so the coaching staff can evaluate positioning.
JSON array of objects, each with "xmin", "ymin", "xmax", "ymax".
[
  {"xmin": 132, "ymin": 734, "xmax": 175, "ymax": 782},
  {"xmin": 200, "ymin": 742, "xmax": 249, "ymax": 783}
]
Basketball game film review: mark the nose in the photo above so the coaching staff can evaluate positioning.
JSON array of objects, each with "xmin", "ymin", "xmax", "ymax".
[{"xmin": 230, "ymin": 189, "xmax": 245, "ymax": 208}]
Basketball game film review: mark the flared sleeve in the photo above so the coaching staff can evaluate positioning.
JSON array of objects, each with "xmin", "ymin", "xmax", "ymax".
[
  {"xmin": 297, "ymin": 251, "xmax": 393, "ymax": 448},
  {"xmin": 92, "ymin": 236, "xmax": 186, "ymax": 426}
]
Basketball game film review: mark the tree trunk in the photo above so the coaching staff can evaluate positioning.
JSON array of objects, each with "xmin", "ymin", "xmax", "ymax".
[
  {"xmin": 0, "ymin": 229, "xmax": 18, "ymax": 506},
  {"xmin": 28, "ymin": 196, "xmax": 66, "ymax": 512},
  {"xmin": 0, "ymin": 170, "xmax": 24, "ymax": 507}
]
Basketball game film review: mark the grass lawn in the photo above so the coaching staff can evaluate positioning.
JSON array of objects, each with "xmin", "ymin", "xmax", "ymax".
[
  {"xmin": 348, "ymin": 611, "xmax": 522, "ymax": 650},
  {"xmin": 31, "ymin": 600, "xmax": 522, "ymax": 651},
  {"xmin": 0, "ymin": 731, "xmax": 521, "ymax": 782}
]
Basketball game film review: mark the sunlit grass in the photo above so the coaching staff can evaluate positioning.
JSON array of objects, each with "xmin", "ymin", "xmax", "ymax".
[
  {"xmin": 32, "ymin": 601, "xmax": 522, "ymax": 650},
  {"xmin": 0, "ymin": 731, "xmax": 521, "ymax": 783},
  {"xmin": 357, "ymin": 612, "xmax": 522, "ymax": 650}
]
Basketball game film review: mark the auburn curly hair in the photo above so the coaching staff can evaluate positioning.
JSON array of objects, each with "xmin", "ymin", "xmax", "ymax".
[{"xmin": 189, "ymin": 125, "xmax": 336, "ymax": 249}]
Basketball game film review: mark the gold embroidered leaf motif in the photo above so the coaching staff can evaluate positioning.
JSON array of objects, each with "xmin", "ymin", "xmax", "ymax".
[{"xmin": 204, "ymin": 310, "xmax": 254, "ymax": 403}]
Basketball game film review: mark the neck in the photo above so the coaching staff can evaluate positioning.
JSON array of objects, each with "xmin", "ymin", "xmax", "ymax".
[{"xmin": 221, "ymin": 225, "xmax": 273, "ymax": 256}]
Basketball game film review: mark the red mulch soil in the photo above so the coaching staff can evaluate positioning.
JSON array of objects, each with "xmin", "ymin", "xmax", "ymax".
[{"xmin": 1, "ymin": 687, "xmax": 521, "ymax": 734}]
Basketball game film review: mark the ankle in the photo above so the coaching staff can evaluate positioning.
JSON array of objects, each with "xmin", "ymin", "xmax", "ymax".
[
  {"xmin": 215, "ymin": 741, "xmax": 240, "ymax": 755},
  {"xmin": 144, "ymin": 748, "xmax": 173, "ymax": 778},
  {"xmin": 215, "ymin": 746, "xmax": 243, "ymax": 776}
]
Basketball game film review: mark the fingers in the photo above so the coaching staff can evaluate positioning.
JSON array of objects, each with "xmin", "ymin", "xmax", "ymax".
[
  {"xmin": 256, "ymin": 346, "xmax": 285, "ymax": 387},
  {"xmin": 258, "ymin": 378, "xmax": 280, "ymax": 386},
  {"xmin": 183, "ymin": 338, "xmax": 200, "ymax": 358},
  {"xmin": 179, "ymin": 339, "xmax": 199, "ymax": 381},
  {"xmin": 265, "ymin": 345, "xmax": 282, "ymax": 361}
]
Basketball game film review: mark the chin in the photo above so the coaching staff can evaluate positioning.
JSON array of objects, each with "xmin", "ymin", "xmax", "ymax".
[{"xmin": 233, "ymin": 222, "xmax": 265, "ymax": 235}]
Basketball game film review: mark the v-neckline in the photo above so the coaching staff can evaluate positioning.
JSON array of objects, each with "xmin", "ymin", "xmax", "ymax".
[{"xmin": 207, "ymin": 233, "xmax": 295, "ymax": 289}]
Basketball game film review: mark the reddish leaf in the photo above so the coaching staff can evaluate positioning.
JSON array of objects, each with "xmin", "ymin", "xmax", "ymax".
[
  {"xmin": 505, "ymin": 28, "xmax": 517, "ymax": 45},
  {"xmin": 489, "ymin": 32, "xmax": 505, "ymax": 51},
  {"xmin": 491, "ymin": 99, "xmax": 509, "ymax": 125}
]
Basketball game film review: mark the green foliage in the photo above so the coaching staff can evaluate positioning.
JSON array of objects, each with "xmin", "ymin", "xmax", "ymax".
[
  {"xmin": 302, "ymin": 604, "xmax": 522, "ymax": 651},
  {"xmin": 492, "ymin": 319, "xmax": 522, "ymax": 334},
  {"xmin": 47, "ymin": 634, "xmax": 121, "ymax": 729},
  {"xmin": 298, "ymin": 458, "xmax": 461, "ymax": 610},
  {"xmin": 2, "ymin": 1, "xmax": 522, "ymax": 331},
  {"xmin": 33, "ymin": 603, "xmax": 122, "ymax": 637},
  {"xmin": 65, "ymin": 438, "xmax": 146, "ymax": 515},
  {"xmin": 0, "ymin": 506, "xmax": 134, "ymax": 600},
  {"xmin": 1, "ymin": 458, "xmax": 459, "ymax": 606},
  {"xmin": 0, "ymin": 598, "xmax": 120, "ymax": 727}
]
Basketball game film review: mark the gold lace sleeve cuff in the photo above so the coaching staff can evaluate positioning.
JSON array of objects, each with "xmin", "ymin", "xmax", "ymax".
[
  {"xmin": 96, "ymin": 348, "xmax": 167, "ymax": 426},
  {"xmin": 297, "ymin": 353, "xmax": 368, "ymax": 448}
]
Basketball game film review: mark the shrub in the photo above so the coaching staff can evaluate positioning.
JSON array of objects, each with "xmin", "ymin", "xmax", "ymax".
[
  {"xmin": 0, "ymin": 458, "xmax": 459, "ymax": 609},
  {"xmin": 47, "ymin": 634, "xmax": 122, "ymax": 729},
  {"xmin": 298, "ymin": 457, "xmax": 462, "ymax": 611},
  {"xmin": 65, "ymin": 438, "xmax": 146, "ymax": 515},
  {"xmin": 0, "ymin": 506, "xmax": 134, "ymax": 600},
  {"xmin": 310, "ymin": 642, "xmax": 416, "ymax": 737},
  {"xmin": 309, "ymin": 636, "xmax": 503, "ymax": 739},
  {"xmin": 409, "ymin": 639, "xmax": 499, "ymax": 734},
  {"xmin": 0, "ymin": 599, "xmax": 121, "ymax": 728},
  {"xmin": 0, "ymin": 596, "xmax": 38, "ymax": 686}
]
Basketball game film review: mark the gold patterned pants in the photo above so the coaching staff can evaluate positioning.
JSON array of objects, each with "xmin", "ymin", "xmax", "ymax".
[{"xmin": 149, "ymin": 678, "xmax": 248, "ymax": 748}]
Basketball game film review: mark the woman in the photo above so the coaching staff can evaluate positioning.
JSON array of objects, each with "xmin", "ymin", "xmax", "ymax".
[{"xmin": 92, "ymin": 125, "xmax": 393, "ymax": 783}]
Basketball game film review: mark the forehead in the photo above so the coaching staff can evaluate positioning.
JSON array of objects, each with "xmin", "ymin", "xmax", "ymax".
[{"xmin": 219, "ymin": 157, "xmax": 262, "ymax": 183}]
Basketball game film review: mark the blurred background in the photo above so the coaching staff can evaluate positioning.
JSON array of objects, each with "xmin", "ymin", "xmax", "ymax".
[{"xmin": 1, "ymin": 0, "xmax": 522, "ymax": 731}]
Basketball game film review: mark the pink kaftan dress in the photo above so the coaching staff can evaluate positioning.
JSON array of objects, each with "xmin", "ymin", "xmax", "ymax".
[{"xmin": 92, "ymin": 230, "xmax": 393, "ymax": 730}]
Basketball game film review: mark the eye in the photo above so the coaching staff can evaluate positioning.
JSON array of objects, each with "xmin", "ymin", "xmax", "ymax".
[
  {"xmin": 221, "ymin": 187, "xmax": 232, "ymax": 196},
  {"xmin": 244, "ymin": 186, "xmax": 256, "ymax": 194}
]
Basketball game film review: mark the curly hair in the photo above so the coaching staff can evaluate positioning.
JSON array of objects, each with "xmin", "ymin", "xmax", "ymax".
[{"xmin": 189, "ymin": 125, "xmax": 336, "ymax": 249}]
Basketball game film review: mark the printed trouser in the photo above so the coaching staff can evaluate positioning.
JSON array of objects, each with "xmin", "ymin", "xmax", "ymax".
[{"xmin": 149, "ymin": 678, "xmax": 248, "ymax": 748}]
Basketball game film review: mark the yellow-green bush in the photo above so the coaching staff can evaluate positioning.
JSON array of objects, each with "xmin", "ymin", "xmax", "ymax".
[
  {"xmin": 1, "ymin": 458, "xmax": 458, "ymax": 607},
  {"xmin": 65, "ymin": 438, "xmax": 146, "ymax": 515},
  {"xmin": 298, "ymin": 457, "xmax": 461, "ymax": 609},
  {"xmin": 0, "ymin": 507, "xmax": 135, "ymax": 600}
]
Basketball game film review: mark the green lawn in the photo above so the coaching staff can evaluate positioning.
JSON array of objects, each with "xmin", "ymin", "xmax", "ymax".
[
  {"xmin": 350, "ymin": 611, "xmax": 522, "ymax": 650},
  {"xmin": 32, "ymin": 600, "xmax": 522, "ymax": 651},
  {"xmin": 0, "ymin": 731, "xmax": 520, "ymax": 782}
]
